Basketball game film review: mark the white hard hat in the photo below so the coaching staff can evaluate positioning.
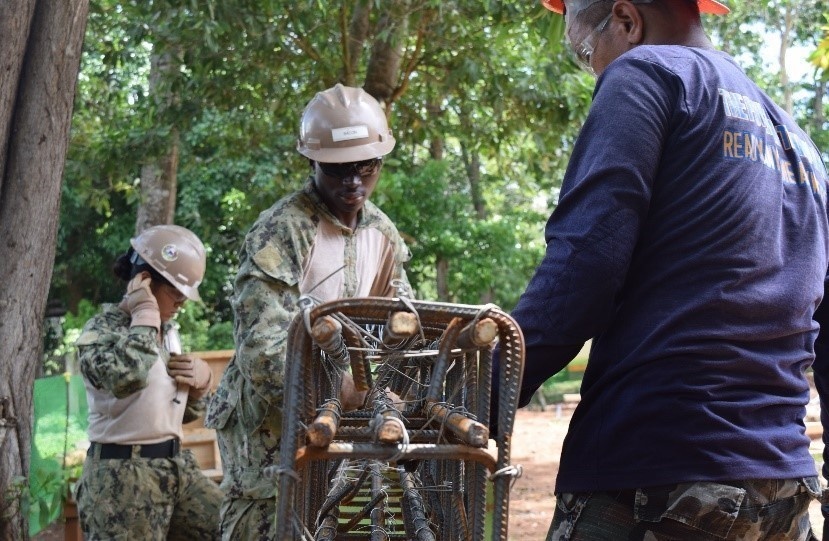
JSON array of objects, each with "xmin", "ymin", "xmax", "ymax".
[
  {"xmin": 130, "ymin": 225, "xmax": 206, "ymax": 301},
  {"xmin": 297, "ymin": 84, "xmax": 395, "ymax": 164}
]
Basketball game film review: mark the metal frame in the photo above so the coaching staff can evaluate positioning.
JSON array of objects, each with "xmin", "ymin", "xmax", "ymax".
[{"xmin": 273, "ymin": 297, "xmax": 525, "ymax": 540}]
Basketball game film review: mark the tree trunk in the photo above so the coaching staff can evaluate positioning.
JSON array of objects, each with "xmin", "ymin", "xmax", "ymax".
[
  {"xmin": 364, "ymin": 0, "xmax": 408, "ymax": 105},
  {"xmin": 0, "ymin": 2, "xmax": 36, "ymax": 187},
  {"xmin": 459, "ymin": 143, "xmax": 493, "ymax": 304},
  {"xmin": 778, "ymin": 6, "xmax": 794, "ymax": 115},
  {"xmin": 461, "ymin": 144, "xmax": 486, "ymax": 220},
  {"xmin": 341, "ymin": 0, "xmax": 370, "ymax": 87},
  {"xmin": 135, "ymin": 49, "xmax": 180, "ymax": 233},
  {"xmin": 813, "ymin": 79, "xmax": 825, "ymax": 133},
  {"xmin": 0, "ymin": 1, "xmax": 89, "ymax": 538},
  {"xmin": 135, "ymin": 129, "xmax": 179, "ymax": 233},
  {"xmin": 426, "ymin": 102, "xmax": 444, "ymax": 160},
  {"xmin": 436, "ymin": 257, "xmax": 449, "ymax": 302}
]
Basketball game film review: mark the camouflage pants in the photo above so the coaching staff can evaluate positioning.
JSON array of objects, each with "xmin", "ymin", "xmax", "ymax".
[
  {"xmin": 547, "ymin": 477, "xmax": 822, "ymax": 541},
  {"xmin": 210, "ymin": 383, "xmax": 282, "ymax": 540},
  {"xmin": 218, "ymin": 497, "xmax": 277, "ymax": 541},
  {"xmin": 75, "ymin": 446, "xmax": 223, "ymax": 540}
]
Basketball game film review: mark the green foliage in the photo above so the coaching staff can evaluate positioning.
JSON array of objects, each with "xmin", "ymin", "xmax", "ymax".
[
  {"xmin": 27, "ymin": 462, "xmax": 65, "ymax": 536},
  {"xmin": 42, "ymin": 301, "xmax": 100, "ymax": 376},
  {"xmin": 375, "ymin": 160, "xmax": 547, "ymax": 308},
  {"xmin": 2, "ymin": 476, "xmax": 27, "ymax": 527},
  {"xmin": 54, "ymin": 0, "xmax": 583, "ymax": 331},
  {"xmin": 810, "ymin": 14, "xmax": 829, "ymax": 76},
  {"xmin": 63, "ymin": 300, "xmax": 100, "ymax": 331},
  {"xmin": 50, "ymin": 0, "xmax": 829, "ymax": 355},
  {"xmin": 29, "ymin": 375, "xmax": 89, "ymax": 535},
  {"xmin": 27, "ymin": 452, "xmax": 83, "ymax": 536},
  {"xmin": 175, "ymin": 301, "xmax": 235, "ymax": 351},
  {"xmin": 538, "ymin": 377, "xmax": 583, "ymax": 404}
]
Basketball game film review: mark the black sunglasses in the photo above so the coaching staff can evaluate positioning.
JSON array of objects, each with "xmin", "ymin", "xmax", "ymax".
[{"xmin": 317, "ymin": 158, "xmax": 383, "ymax": 179}]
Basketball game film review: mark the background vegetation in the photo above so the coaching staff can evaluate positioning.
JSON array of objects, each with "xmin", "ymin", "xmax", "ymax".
[
  {"xmin": 19, "ymin": 1, "xmax": 829, "ymax": 536},
  {"xmin": 43, "ymin": 0, "xmax": 829, "ymax": 367}
]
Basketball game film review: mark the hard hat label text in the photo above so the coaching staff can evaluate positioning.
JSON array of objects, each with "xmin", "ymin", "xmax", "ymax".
[{"xmin": 331, "ymin": 125, "xmax": 369, "ymax": 142}]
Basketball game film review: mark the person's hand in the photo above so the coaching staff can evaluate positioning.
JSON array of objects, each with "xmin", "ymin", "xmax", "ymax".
[
  {"xmin": 385, "ymin": 389, "xmax": 405, "ymax": 412},
  {"xmin": 167, "ymin": 355, "xmax": 213, "ymax": 398},
  {"xmin": 339, "ymin": 373, "xmax": 405, "ymax": 412},
  {"xmin": 340, "ymin": 372, "xmax": 367, "ymax": 411},
  {"xmin": 122, "ymin": 273, "xmax": 160, "ymax": 330}
]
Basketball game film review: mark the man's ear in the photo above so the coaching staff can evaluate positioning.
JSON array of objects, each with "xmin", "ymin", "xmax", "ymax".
[{"xmin": 613, "ymin": 1, "xmax": 645, "ymax": 45}]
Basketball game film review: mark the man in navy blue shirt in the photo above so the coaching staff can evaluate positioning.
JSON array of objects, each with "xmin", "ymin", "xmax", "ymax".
[{"xmin": 511, "ymin": 0, "xmax": 829, "ymax": 538}]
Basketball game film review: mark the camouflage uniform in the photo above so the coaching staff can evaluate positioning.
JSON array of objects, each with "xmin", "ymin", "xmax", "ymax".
[
  {"xmin": 548, "ymin": 478, "xmax": 822, "ymax": 541},
  {"xmin": 205, "ymin": 179, "xmax": 410, "ymax": 540},
  {"xmin": 75, "ymin": 304, "xmax": 222, "ymax": 540}
]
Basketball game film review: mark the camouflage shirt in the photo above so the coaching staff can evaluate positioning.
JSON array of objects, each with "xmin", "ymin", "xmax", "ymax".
[
  {"xmin": 77, "ymin": 304, "xmax": 205, "ymax": 443},
  {"xmin": 206, "ymin": 179, "xmax": 410, "ymax": 495}
]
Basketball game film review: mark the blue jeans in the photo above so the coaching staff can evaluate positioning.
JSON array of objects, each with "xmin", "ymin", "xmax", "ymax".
[{"xmin": 547, "ymin": 477, "xmax": 822, "ymax": 541}]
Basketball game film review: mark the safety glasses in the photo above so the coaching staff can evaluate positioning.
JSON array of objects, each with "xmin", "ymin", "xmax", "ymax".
[
  {"xmin": 570, "ymin": 12, "xmax": 612, "ymax": 76},
  {"xmin": 317, "ymin": 158, "xmax": 383, "ymax": 180},
  {"xmin": 161, "ymin": 283, "xmax": 187, "ymax": 304}
]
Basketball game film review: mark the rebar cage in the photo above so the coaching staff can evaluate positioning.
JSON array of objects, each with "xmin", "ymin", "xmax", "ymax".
[{"xmin": 273, "ymin": 296, "xmax": 525, "ymax": 540}]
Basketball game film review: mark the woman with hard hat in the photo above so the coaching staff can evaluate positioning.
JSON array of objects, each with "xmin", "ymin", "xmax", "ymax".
[{"xmin": 74, "ymin": 224, "xmax": 222, "ymax": 540}]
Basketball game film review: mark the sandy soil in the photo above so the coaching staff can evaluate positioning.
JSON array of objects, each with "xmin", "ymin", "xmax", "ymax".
[{"xmin": 506, "ymin": 410, "xmax": 567, "ymax": 538}]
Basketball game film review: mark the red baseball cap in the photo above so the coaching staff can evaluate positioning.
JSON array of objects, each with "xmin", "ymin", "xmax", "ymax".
[{"xmin": 541, "ymin": 0, "xmax": 730, "ymax": 15}]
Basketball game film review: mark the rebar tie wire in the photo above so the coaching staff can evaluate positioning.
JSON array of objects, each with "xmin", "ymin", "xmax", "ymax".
[
  {"xmin": 488, "ymin": 464, "xmax": 524, "ymax": 490},
  {"xmin": 263, "ymin": 465, "xmax": 301, "ymax": 482},
  {"xmin": 381, "ymin": 416, "xmax": 411, "ymax": 463}
]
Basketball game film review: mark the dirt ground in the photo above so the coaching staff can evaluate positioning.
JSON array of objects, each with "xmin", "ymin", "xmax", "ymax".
[
  {"xmin": 506, "ymin": 409, "xmax": 566, "ymax": 538},
  {"xmin": 507, "ymin": 408, "xmax": 826, "ymax": 540},
  {"xmin": 34, "ymin": 408, "xmax": 825, "ymax": 540}
]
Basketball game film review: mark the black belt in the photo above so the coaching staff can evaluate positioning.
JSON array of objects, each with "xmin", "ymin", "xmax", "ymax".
[{"xmin": 89, "ymin": 439, "xmax": 180, "ymax": 459}]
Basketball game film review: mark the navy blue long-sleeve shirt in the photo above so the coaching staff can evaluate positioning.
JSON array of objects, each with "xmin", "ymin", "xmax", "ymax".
[{"xmin": 512, "ymin": 45, "xmax": 829, "ymax": 493}]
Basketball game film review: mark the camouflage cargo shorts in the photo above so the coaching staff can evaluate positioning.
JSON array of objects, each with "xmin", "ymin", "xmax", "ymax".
[{"xmin": 547, "ymin": 477, "xmax": 823, "ymax": 541}]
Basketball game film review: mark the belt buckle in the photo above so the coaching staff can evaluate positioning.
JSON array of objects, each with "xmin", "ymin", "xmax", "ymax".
[{"xmin": 172, "ymin": 438, "xmax": 180, "ymax": 456}]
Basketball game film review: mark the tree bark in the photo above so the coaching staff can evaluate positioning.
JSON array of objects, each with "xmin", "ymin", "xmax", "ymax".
[
  {"xmin": 813, "ymin": 79, "xmax": 825, "ymax": 133},
  {"xmin": 461, "ymin": 144, "xmax": 486, "ymax": 220},
  {"xmin": 136, "ymin": 129, "xmax": 179, "ymax": 233},
  {"xmin": 436, "ymin": 257, "xmax": 449, "ymax": 302},
  {"xmin": 135, "ymin": 49, "xmax": 180, "ymax": 233},
  {"xmin": 778, "ymin": 5, "xmax": 794, "ymax": 115},
  {"xmin": 0, "ymin": 1, "xmax": 89, "ymax": 538},
  {"xmin": 426, "ymin": 102, "xmax": 444, "ymax": 160},
  {"xmin": 0, "ymin": 2, "xmax": 37, "ymax": 188},
  {"xmin": 364, "ymin": 0, "xmax": 409, "ymax": 105},
  {"xmin": 341, "ymin": 0, "xmax": 371, "ymax": 87}
]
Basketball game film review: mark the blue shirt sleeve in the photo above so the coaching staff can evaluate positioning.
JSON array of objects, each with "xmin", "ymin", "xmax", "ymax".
[{"xmin": 513, "ymin": 56, "xmax": 680, "ymax": 405}]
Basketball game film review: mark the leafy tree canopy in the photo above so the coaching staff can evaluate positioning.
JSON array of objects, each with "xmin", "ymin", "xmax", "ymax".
[{"xmin": 51, "ymin": 0, "xmax": 829, "ymax": 351}]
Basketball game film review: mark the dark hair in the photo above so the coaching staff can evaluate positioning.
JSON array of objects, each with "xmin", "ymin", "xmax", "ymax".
[
  {"xmin": 578, "ymin": 0, "xmax": 614, "ymax": 30},
  {"xmin": 112, "ymin": 248, "xmax": 171, "ymax": 286}
]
